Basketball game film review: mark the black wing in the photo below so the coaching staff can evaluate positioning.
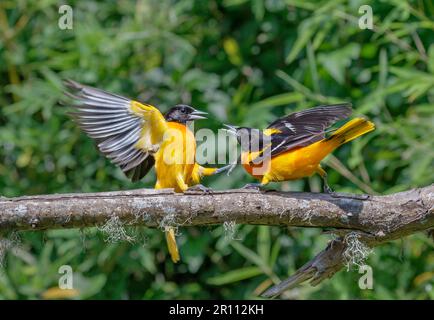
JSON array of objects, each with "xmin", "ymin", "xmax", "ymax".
[
  {"xmin": 125, "ymin": 156, "xmax": 155, "ymax": 182},
  {"xmin": 63, "ymin": 80, "xmax": 155, "ymax": 182},
  {"xmin": 266, "ymin": 103, "xmax": 352, "ymax": 158}
]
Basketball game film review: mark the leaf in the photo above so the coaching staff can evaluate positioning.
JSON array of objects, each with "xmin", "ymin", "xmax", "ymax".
[
  {"xmin": 230, "ymin": 241, "xmax": 273, "ymax": 276},
  {"xmin": 248, "ymin": 92, "xmax": 304, "ymax": 109},
  {"xmin": 389, "ymin": 67, "xmax": 434, "ymax": 101},
  {"xmin": 74, "ymin": 274, "xmax": 107, "ymax": 299},
  {"xmin": 306, "ymin": 40, "xmax": 320, "ymax": 93},
  {"xmin": 206, "ymin": 267, "xmax": 262, "ymax": 285},
  {"xmin": 318, "ymin": 43, "xmax": 360, "ymax": 84},
  {"xmin": 379, "ymin": 48, "xmax": 388, "ymax": 88},
  {"xmin": 257, "ymin": 226, "xmax": 270, "ymax": 262},
  {"xmin": 276, "ymin": 70, "xmax": 342, "ymax": 104},
  {"xmin": 269, "ymin": 239, "xmax": 281, "ymax": 267},
  {"xmin": 223, "ymin": 37, "xmax": 243, "ymax": 66},
  {"xmin": 285, "ymin": 20, "xmax": 317, "ymax": 64},
  {"xmin": 428, "ymin": 44, "xmax": 434, "ymax": 74},
  {"xmin": 223, "ymin": 0, "xmax": 249, "ymax": 6},
  {"xmin": 252, "ymin": 0, "xmax": 264, "ymax": 20}
]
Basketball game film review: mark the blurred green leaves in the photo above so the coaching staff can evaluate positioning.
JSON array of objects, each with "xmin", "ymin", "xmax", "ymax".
[{"xmin": 318, "ymin": 43, "xmax": 360, "ymax": 85}]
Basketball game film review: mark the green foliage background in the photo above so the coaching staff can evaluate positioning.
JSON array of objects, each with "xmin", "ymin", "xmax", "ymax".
[{"xmin": 0, "ymin": 0, "xmax": 433, "ymax": 299}]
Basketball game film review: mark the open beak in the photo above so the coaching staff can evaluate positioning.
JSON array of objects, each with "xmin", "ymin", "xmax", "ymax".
[
  {"xmin": 188, "ymin": 109, "xmax": 208, "ymax": 120},
  {"xmin": 223, "ymin": 124, "xmax": 238, "ymax": 135}
]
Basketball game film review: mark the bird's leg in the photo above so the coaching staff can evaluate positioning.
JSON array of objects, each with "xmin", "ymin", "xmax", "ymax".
[
  {"xmin": 319, "ymin": 171, "xmax": 335, "ymax": 194},
  {"xmin": 242, "ymin": 183, "xmax": 263, "ymax": 190},
  {"xmin": 242, "ymin": 176, "xmax": 273, "ymax": 191},
  {"xmin": 215, "ymin": 156, "xmax": 240, "ymax": 176},
  {"xmin": 316, "ymin": 166, "xmax": 334, "ymax": 193},
  {"xmin": 214, "ymin": 164, "xmax": 236, "ymax": 175},
  {"xmin": 185, "ymin": 184, "xmax": 213, "ymax": 194},
  {"xmin": 316, "ymin": 166, "xmax": 370, "ymax": 200},
  {"xmin": 175, "ymin": 175, "xmax": 189, "ymax": 193},
  {"xmin": 148, "ymin": 144, "xmax": 160, "ymax": 155}
]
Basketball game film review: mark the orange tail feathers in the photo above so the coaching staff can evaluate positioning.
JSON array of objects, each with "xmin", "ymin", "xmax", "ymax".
[
  {"xmin": 324, "ymin": 117, "xmax": 375, "ymax": 148},
  {"xmin": 165, "ymin": 227, "xmax": 180, "ymax": 263}
]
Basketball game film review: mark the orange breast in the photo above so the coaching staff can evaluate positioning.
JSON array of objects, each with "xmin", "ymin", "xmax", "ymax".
[
  {"xmin": 241, "ymin": 150, "xmax": 271, "ymax": 179},
  {"xmin": 242, "ymin": 140, "xmax": 330, "ymax": 182},
  {"xmin": 154, "ymin": 122, "xmax": 196, "ymax": 190}
]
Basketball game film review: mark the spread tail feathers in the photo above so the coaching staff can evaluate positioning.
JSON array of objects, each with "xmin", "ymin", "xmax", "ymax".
[
  {"xmin": 165, "ymin": 227, "xmax": 180, "ymax": 263},
  {"xmin": 325, "ymin": 117, "xmax": 375, "ymax": 147}
]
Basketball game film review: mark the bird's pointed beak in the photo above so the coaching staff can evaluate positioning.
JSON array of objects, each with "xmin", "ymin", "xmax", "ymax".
[
  {"xmin": 189, "ymin": 109, "xmax": 208, "ymax": 120},
  {"xmin": 223, "ymin": 124, "xmax": 238, "ymax": 135}
]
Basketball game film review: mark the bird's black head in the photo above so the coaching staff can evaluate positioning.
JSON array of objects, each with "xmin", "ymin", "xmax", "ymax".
[
  {"xmin": 224, "ymin": 125, "xmax": 270, "ymax": 152},
  {"xmin": 164, "ymin": 104, "xmax": 207, "ymax": 124}
]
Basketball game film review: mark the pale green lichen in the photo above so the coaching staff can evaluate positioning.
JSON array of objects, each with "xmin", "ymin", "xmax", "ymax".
[
  {"xmin": 97, "ymin": 216, "xmax": 134, "ymax": 243},
  {"xmin": 0, "ymin": 232, "xmax": 21, "ymax": 268},
  {"xmin": 343, "ymin": 232, "xmax": 372, "ymax": 271},
  {"xmin": 158, "ymin": 207, "xmax": 178, "ymax": 231},
  {"xmin": 223, "ymin": 221, "xmax": 239, "ymax": 240}
]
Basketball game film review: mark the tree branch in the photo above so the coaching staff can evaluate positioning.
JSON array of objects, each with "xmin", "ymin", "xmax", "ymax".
[{"xmin": 1, "ymin": 185, "xmax": 433, "ymax": 296}]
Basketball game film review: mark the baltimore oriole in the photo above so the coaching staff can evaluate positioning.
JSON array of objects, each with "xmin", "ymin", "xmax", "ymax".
[
  {"xmin": 224, "ymin": 104, "xmax": 375, "ymax": 192},
  {"xmin": 63, "ymin": 80, "xmax": 220, "ymax": 263}
]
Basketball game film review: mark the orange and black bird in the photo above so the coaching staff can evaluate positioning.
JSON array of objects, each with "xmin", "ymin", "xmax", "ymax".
[
  {"xmin": 223, "ymin": 104, "xmax": 375, "ymax": 192},
  {"xmin": 63, "ymin": 80, "xmax": 220, "ymax": 263}
]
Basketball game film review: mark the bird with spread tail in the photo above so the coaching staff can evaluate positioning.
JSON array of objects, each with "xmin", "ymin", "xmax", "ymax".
[
  {"xmin": 63, "ymin": 80, "xmax": 222, "ymax": 263},
  {"xmin": 223, "ymin": 104, "xmax": 375, "ymax": 192}
]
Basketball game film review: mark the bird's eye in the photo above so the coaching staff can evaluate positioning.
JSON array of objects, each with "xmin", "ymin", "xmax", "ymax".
[{"xmin": 180, "ymin": 107, "xmax": 186, "ymax": 113}]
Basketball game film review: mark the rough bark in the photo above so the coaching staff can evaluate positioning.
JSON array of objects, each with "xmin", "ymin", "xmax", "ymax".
[{"xmin": 1, "ymin": 184, "xmax": 433, "ymax": 297}]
